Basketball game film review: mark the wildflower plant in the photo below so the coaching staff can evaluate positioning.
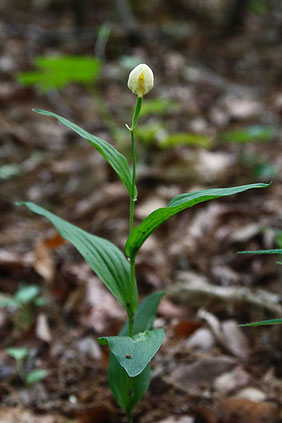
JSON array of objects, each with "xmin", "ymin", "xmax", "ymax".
[
  {"xmin": 6, "ymin": 347, "xmax": 48, "ymax": 387},
  {"xmin": 17, "ymin": 64, "xmax": 268, "ymax": 422},
  {"xmin": 238, "ymin": 248, "xmax": 282, "ymax": 326}
]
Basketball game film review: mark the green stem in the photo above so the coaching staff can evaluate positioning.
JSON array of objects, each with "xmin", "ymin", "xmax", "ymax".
[
  {"xmin": 17, "ymin": 361, "xmax": 28, "ymax": 388},
  {"xmin": 125, "ymin": 96, "xmax": 143, "ymax": 423},
  {"xmin": 129, "ymin": 129, "xmax": 137, "ymax": 232},
  {"xmin": 127, "ymin": 411, "xmax": 133, "ymax": 423},
  {"xmin": 128, "ymin": 257, "xmax": 136, "ymax": 338}
]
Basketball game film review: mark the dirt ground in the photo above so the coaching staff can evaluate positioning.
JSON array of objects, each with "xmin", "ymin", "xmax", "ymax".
[{"xmin": 1, "ymin": 1, "xmax": 282, "ymax": 422}]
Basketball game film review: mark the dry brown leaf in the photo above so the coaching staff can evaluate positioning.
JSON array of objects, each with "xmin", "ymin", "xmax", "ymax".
[
  {"xmin": 214, "ymin": 398, "xmax": 280, "ymax": 423},
  {"xmin": 168, "ymin": 356, "xmax": 235, "ymax": 394},
  {"xmin": 173, "ymin": 320, "xmax": 201, "ymax": 338},
  {"xmin": 198, "ymin": 310, "xmax": 249, "ymax": 358},
  {"xmin": 34, "ymin": 240, "xmax": 55, "ymax": 282},
  {"xmin": 36, "ymin": 313, "xmax": 52, "ymax": 343}
]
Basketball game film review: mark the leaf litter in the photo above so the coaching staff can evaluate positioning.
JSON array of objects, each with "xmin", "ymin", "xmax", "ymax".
[{"xmin": 1, "ymin": 1, "xmax": 282, "ymax": 422}]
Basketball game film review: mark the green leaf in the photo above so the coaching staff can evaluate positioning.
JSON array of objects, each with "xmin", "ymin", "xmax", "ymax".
[
  {"xmin": 0, "ymin": 295, "xmax": 17, "ymax": 309},
  {"xmin": 98, "ymin": 329, "xmax": 164, "ymax": 377},
  {"xmin": 108, "ymin": 291, "xmax": 164, "ymax": 411},
  {"xmin": 126, "ymin": 183, "xmax": 269, "ymax": 259},
  {"xmin": 240, "ymin": 318, "xmax": 282, "ymax": 327},
  {"xmin": 108, "ymin": 354, "xmax": 151, "ymax": 413},
  {"xmin": 160, "ymin": 132, "xmax": 212, "ymax": 149},
  {"xmin": 0, "ymin": 164, "xmax": 24, "ymax": 180},
  {"xmin": 274, "ymin": 229, "xmax": 282, "ymax": 249},
  {"xmin": 18, "ymin": 202, "xmax": 138, "ymax": 311},
  {"xmin": 6, "ymin": 347, "xmax": 28, "ymax": 361},
  {"xmin": 139, "ymin": 98, "xmax": 180, "ymax": 117},
  {"xmin": 17, "ymin": 56, "xmax": 101, "ymax": 93},
  {"xmin": 238, "ymin": 249, "xmax": 282, "ymax": 255},
  {"xmin": 33, "ymin": 109, "xmax": 137, "ymax": 199},
  {"xmin": 26, "ymin": 369, "xmax": 49, "ymax": 385},
  {"xmin": 15, "ymin": 285, "xmax": 40, "ymax": 304},
  {"xmin": 120, "ymin": 291, "xmax": 165, "ymax": 336},
  {"xmin": 221, "ymin": 125, "xmax": 274, "ymax": 144}
]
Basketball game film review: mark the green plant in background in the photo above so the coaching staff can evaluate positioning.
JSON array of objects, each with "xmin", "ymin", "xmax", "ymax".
[
  {"xmin": 17, "ymin": 63, "xmax": 269, "ymax": 422},
  {"xmin": 17, "ymin": 53, "xmax": 117, "ymax": 135},
  {"xmin": 221, "ymin": 125, "xmax": 274, "ymax": 144},
  {"xmin": 238, "ymin": 248, "xmax": 282, "ymax": 326},
  {"xmin": 6, "ymin": 347, "xmax": 48, "ymax": 387},
  {"xmin": 17, "ymin": 56, "xmax": 102, "ymax": 93},
  {"xmin": 221, "ymin": 125, "xmax": 277, "ymax": 179},
  {"xmin": 0, "ymin": 284, "xmax": 46, "ymax": 331}
]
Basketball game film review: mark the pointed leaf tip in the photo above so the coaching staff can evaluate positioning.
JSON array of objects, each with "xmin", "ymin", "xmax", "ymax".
[
  {"xmin": 32, "ymin": 109, "xmax": 137, "ymax": 199},
  {"xmin": 126, "ymin": 183, "xmax": 270, "ymax": 259}
]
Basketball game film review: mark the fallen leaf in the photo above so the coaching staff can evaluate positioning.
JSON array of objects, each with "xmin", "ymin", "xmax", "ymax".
[
  {"xmin": 214, "ymin": 398, "xmax": 280, "ymax": 423},
  {"xmin": 214, "ymin": 366, "xmax": 250, "ymax": 395},
  {"xmin": 168, "ymin": 356, "xmax": 235, "ymax": 394},
  {"xmin": 34, "ymin": 240, "xmax": 55, "ymax": 282},
  {"xmin": 173, "ymin": 320, "xmax": 201, "ymax": 338},
  {"xmin": 185, "ymin": 328, "xmax": 215, "ymax": 351},
  {"xmin": 36, "ymin": 313, "xmax": 52, "ymax": 343},
  {"xmin": 221, "ymin": 320, "xmax": 249, "ymax": 358}
]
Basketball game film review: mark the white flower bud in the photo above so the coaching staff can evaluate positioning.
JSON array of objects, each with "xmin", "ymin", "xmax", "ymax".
[{"xmin": 127, "ymin": 64, "xmax": 154, "ymax": 97}]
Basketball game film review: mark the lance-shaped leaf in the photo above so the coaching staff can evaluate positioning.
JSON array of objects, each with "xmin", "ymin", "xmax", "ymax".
[
  {"xmin": 108, "ymin": 291, "xmax": 164, "ymax": 411},
  {"xmin": 120, "ymin": 291, "xmax": 165, "ymax": 336},
  {"xmin": 99, "ymin": 329, "xmax": 164, "ymax": 377},
  {"xmin": 108, "ymin": 354, "xmax": 151, "ymax": 413},
  {"xmin": 18, "ymin": 202, "xmax": 138, "ymax": 310},
  {"xmin": 125, "ymin": 183, "xmax": 269, "ymax": 259},
  {"xmin": 33, "ymin": 109, "xmax": 137, "ymax": 199},
  {"xmin": 240, "ymin": 318, "xmax": 282, "ymax": 327},
  {"xmin": 238, "ymin": 249, "xmax": 282, "ymax": 255}
]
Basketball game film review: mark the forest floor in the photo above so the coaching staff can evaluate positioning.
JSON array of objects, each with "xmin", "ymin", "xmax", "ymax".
[{"xmin": 0, "ymin": 1, "xmax": 282, "ymax": 422}]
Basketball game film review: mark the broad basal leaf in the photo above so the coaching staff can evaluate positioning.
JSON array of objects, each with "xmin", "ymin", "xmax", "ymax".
[
  {"xmin": 99, "ymin": 329, "xmax": 164, "ymax": 377},
  {"xmin": 18, "ymin": 202, "xmax": 138, "ymax": 310},
  {"xmin": 108, "ymin": 354, "xmax": 151, "ymax": 413},
  {"xmin": 33, "ymin": 109, "xmax": 137, "ymax": 199},
  {"xmin": 108, "ymin": 291, "xmax": 164, "ymax": 411},
  {"xmin": 126, "ymin": 183, "xmax": 269, "ymax": 259}
]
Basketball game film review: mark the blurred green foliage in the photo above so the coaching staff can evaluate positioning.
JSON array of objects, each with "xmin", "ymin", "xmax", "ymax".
[
  {"xmin": 135, "ymin": 123, "xmax": 213, "ymax": 149},
  {"xmin": 17, "ymin": 56, "xmax": 101, "ymax": 93},
  {"xmin": 0, "ymin": 164, "xmax": 23, "ymax": 180},
  {"xmin": 139, "ymin": 98, "xmax": 180, "ymax": 117},
  {"xmin": 0, "ymin": 284, "xmax": 45, "ymax": 309},
  {"xmin": 221, "ymin": 125, "xmax": 274, "ymax": 144},
  {"xmin": 0, "ymin": 284, "xmax": 46, "ymax": 331},
  {"xmin": 6, "ymin": 347, "xmax": 48, "ymax": 386},
  {"xmin": 250, "ymin": 0, "xmax": 269, "ymax": 15},
  {"xmin": 274, "ymin": 229, "xmax": 282, "ymax": 249}
]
